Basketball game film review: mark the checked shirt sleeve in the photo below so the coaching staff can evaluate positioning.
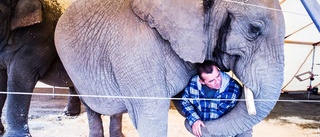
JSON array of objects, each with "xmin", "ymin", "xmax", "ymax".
[
  {"xmin": 180, "ymin": 76, "xmax": 201, "ymax": 126},
  {"xmin": 216, "ymin": 79, "xmax": 242, "ymax": 116}
]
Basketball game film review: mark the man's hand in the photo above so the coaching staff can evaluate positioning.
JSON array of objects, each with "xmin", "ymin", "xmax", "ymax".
[{"xmin": 192, "ymin": 120, "xmax": 205, "ymax": 137}]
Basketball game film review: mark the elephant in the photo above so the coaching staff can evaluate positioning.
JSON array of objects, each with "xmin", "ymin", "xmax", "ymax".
[
  {"xmin": 0, "ymin": 0, "xmax": 82, "ymax": 136},
  {"xmin": 54, "ymin": 0, "xmax": 285, "ymax": 136}
]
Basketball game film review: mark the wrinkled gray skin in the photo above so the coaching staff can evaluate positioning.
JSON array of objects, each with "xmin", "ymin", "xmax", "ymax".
[
  {"xmin": 0, "ymin": 0, "xmax": 82, "ymax": 136},
  {"xmin": 55, "ymin": 0, "xmax": 285, "ymax": 136}
]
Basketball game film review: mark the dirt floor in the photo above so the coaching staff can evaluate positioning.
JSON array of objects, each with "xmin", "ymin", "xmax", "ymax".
[{"xmin": 1, "ymin": 88, "xmax": 320, "ymax": 137}]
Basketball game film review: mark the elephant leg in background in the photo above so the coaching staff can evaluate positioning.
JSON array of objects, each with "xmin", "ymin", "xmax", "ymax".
[
  {"xmin": 39, "ymin": 57, "xmax": 82, "ymax": 116},
  {"xmin": 5, "ymin": 70, "xmax": 37, "ymax": 137},
  {"xmin": 0, "ymin": 70, "xmax": 7, "ymax": 135},
  {"xmin": 63, "ymin": 87, "xmax": 81, "ymax": 116},
  {"xmin": 3, "ymin": 44, "xmax": 55, "ymax": 136}
]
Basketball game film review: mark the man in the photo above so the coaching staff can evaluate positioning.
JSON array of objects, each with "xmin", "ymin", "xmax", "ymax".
[{"xmin": 180, "ymin": 60, "xmax": 244, "ymax": 137}]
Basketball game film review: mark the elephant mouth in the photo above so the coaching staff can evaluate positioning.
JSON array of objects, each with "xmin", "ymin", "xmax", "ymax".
[{"xmin": 211, "ymin": 13, "xmax": 233, "ymax": 72}]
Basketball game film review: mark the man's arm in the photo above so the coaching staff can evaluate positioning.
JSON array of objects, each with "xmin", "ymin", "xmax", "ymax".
[
  {"xmin": 181, "ymin": 89, "xmax": 205, "ymax": 137},
  {"xmin": 181, "ymin": 97, "xmax": 201, "ymax": 126},
  {"xmin": 216, "ymin": 79, "xmax": 242, "ymax": 116},
  {"xmin": 180, "ymin": 76, "xmax": 202, "ymax": 126}
]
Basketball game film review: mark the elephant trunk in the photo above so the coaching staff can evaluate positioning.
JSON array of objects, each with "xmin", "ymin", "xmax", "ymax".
[{"xmin": 202, "ymin": 70, "xmax": 283, "ymax": 136}]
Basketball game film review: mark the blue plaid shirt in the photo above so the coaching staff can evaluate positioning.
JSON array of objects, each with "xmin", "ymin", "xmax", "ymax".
[{"xmin": 180, "ymin": 72, "xmax": 242, "ymax": 126}]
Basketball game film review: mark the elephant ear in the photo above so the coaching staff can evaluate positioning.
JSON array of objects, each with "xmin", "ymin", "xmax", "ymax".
[
  {"xmin": 130, "ymin": 0, "xmax": 206, "ymax": 63},
  {"xmin": 11, "ymin": 0, "xmax": 43, "ymax": 30}
]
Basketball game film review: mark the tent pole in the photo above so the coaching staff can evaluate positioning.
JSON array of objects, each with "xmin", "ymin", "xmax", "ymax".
[
  {"xmin": 308, "ymin": 45, "xmax": 316, "ymax": 99},
  {"xmin": 300, "ymin": 0, "xmax": 320, "ymax": 32}
]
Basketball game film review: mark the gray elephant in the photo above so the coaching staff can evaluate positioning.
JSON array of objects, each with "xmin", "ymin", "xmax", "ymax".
[
  {"xmin": 55, "ymin": 0, "xmax": 285, "ymax": 136},
  {"xmin": 0, "ymin": 0, "xmax": 81, "ymax": 136}
]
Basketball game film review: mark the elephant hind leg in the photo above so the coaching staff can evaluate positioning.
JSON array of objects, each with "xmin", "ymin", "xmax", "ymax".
[
  {"xmin": 109, "ymin": 114, "xmax": 125, "ymax": 137},
  {"xmin": 84, "ymin": 103, "xmax": 104, "ymax": 137},
  {"xmin": 84, "ymin": 102, "xmax": 125, "ymax": 137}
]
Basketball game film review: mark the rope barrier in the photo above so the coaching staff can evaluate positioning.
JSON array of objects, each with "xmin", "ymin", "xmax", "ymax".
[
  {"xmin": 0, "ymin": 91, "xmax": 319, "ymax": 103},
  {"xmin": 1, "ymin": 1, "xmax": 318, "ymax": 104},
  {"xmin": 222, "ymin": 0, "xmax": 309, "ymax": 16}
]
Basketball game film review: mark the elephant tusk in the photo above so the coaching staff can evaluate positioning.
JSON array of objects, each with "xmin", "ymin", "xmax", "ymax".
[{"xmin": 244, "ymin": 86, "xmax": 256, "ymax": 115}]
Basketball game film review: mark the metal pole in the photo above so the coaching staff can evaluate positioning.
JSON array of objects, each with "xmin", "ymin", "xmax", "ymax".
[
  {"xmin": 53, "ymin": 86, "xmax": 55, "ymax": 97},
  {"xmin": 301, "ymin": 0, "xmax": 320, "ymax": 32},
  {"xmin": 308, "ymin": 46, "xmax": 316, "ymax": 99}
]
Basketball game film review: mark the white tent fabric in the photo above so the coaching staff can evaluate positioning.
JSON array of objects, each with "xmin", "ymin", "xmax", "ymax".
[
  {"xmin": 280, "ymin": 0, "xmax": 320, "ymax": 92},
  {"xmin": 282, "ymin": 0, "xmax": 320, "ymax": 44}
]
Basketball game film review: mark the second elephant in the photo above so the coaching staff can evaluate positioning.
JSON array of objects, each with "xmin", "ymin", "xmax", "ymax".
[{"xmin": 0, "ymin": 0, "xmax": 82, "ymax": 136}]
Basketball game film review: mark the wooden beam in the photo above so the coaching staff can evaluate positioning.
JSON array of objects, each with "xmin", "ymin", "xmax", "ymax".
[
  {"xmin": 284, "ymin": 40, "xmax": 320, "ymax": 46},
  {"xmin": 279, "ymin": 0, "xmax": 286, "ymax": 5},
  {"xmin": 301, "ymin": 0, "xmax": 320, "ymax": 32},
  {"xmin": 285, "ymin": 23, "xmax": 313, "ymax": 39}
]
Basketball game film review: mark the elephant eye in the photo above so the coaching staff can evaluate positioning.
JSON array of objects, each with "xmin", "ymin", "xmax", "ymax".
[{"xmin": 247, "ymin": 21, "xmax": 264, "ymax": 40}]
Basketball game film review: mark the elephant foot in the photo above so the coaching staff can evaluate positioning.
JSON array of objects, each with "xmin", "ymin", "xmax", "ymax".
[
  {"xmin": 110, "ymin": 132, "xmax": 124, "ymax": 137},
  {"xmin": 3, "ymin": 133, "xmax": 31, "ymax": 137},
  {"xmin": 0, "ymin": 123, "xmax": 4, "ymax": 135},
  {"xmin": 3, "ymin": 130, "xmax": 31, "ymax": 137},
  {"xmin": 62, "ymin": 106, "xmax": 80, "ymax": 116},
  {"xmin": 63, "ymin": 95, "xmax": 81, "ymax": 116}
]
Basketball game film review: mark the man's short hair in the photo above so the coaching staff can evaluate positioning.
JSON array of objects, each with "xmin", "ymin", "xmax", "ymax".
[{"xmin": 196, "ymin": 60, "xmax": 219, "ymax": 80}]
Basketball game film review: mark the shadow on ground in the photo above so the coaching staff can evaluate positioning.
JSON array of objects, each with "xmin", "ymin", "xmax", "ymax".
[{"xmin": 266, "ymin": 92, "xmax": 320, "ymax": 129}]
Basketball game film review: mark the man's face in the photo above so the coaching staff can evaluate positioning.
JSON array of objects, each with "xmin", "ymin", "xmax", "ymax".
[{"xmin": 199, "ymin": 66, "xmax": 222, "ymax": 89}]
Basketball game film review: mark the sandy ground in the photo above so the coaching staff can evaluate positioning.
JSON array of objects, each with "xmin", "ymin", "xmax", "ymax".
[{"xmin": 1, "ymin": 88, "xmax": 320, "ymax": 137}]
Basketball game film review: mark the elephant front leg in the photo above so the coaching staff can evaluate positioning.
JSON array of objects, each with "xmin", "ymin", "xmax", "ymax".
[
  {"xmin": 63, "ymin": 87, "xmax": 81, "ymax": 116},
  {"xmin": 0, "ymin": 70, "xmax": 7, "ymax": 135},
  {"xmin": 0, "ymin": 94, "xmax": 7, "ymax": 135},
  {"xmin": 84, "ymin": 103, "xmax": 104, "ymax": 137},
  {"xmin": 4, "ymin": 94, "xmax": 32, "ymax": 137},
  {"xmin": 132, "ymin": 99, "xmax": 170, "ymax": 137},
  {"xmin": 3, "ymin": 68, "xmax": 39, "ymax": 137}
]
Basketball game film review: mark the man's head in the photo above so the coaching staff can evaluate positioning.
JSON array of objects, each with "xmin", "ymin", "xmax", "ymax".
[{"xmin": 196, "ymin": 60, "xmax": 222, "ymax": 89}]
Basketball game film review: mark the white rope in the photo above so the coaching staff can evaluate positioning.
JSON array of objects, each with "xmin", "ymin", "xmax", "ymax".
[
  {"xmin": 222, "ymin": 0, "xmax": 309, "ymax": 16},
  {"xmin": 0, "ymin": 1, "xmax": 316, "ymax": 105},
  {"xmin": 0, "ymin": 91, "xmax": 319, "ymax": 103}
]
